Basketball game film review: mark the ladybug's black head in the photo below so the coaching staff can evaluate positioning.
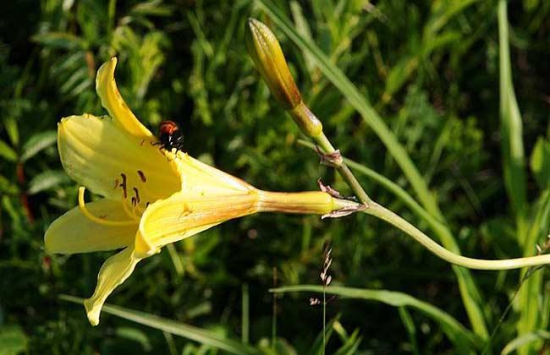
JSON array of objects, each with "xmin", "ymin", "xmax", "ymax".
[{"xmin": 157, "ymin": 120, "xmax": 185, "ymax": 152}]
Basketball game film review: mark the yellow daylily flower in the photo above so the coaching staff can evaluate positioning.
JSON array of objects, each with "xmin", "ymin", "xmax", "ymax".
[{"xmin": 45, "ymin": 58, "xmax": 361, "ymax": 326}]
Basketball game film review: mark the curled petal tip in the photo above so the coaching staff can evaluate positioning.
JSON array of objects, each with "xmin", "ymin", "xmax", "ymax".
[
  {"xmin": 84, "ymin": 299, "xmax": 101, "ymax": 326},
  {"xmin": 95, "ymin": 56, "xmax": 151, "ymax": 137}
]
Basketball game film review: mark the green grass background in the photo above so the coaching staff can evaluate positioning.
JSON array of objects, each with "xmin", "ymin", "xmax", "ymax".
[{"xmin": 0, "ymin": 0, "xmax": 549, "ymax": 353}]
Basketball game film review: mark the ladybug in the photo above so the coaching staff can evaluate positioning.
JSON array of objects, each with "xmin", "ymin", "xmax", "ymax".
[{"xmin": 156, "ymin": 120, "xmax": 185, "ymax": 152}]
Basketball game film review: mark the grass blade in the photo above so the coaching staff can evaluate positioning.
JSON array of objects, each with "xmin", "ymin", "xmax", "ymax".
[
  {"xmin": 60, "ymin": 295, "xmax": 261, "ymax": 355},
  {"xmin": 498, "ymin": 0, "xmax": 527, "ymax": 223},
  {"xmin": 501, "ymin": 330, "xmax": 550, "ymax": 355},
  {"xmin": 398, "ymin": 307, "xmax": 420, "ymax": 355},
  {"xmin": 498, "ymin": 1, "xmax": 539, "ymax": 353},
  {"xmin": 271, "ymin": 285, "xmax": 480, "ymax": 353}
]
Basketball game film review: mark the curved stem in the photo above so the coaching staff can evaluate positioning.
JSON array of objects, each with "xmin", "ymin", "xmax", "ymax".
[{"xmin": 365, "ymin": 202, "xmax": 550, "ymax": 270}]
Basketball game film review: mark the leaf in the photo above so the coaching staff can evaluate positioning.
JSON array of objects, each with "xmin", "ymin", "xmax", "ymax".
[
  {"xmin": 59, "ymin": 67, "xmax": 89, "ymax": 96},
  {"xmin": 271, "ymin": 285, "xmax": 480, "ymax": 354},
  {"xmin": 421, "ymin": 32, "xmax": 462, "ymax": 55},
  {"xmin": 523, "ymin": 190, "xmax": 550, "ymax": 269},
  {"xmin": 523, "ymin": 0, "xmax": 539, "ymax": 11},
  {"xmin": 501, "ymin": 330, "xmax": 550, "ymax": 355},
  {"xmin": 115, "ymin": 327, "xmax": 152, "ymax": 351},
  {"xmin": 530, "ymin": 137, "xmax": 550, "ymax": 189},
  {"xmin": 398, "ymin": 307, "xmax": 419, "ymax": 355},
  {"xmin": 498, "ymin": 0, "xmax": 527, "ymax": 217},
  {"xmin": 333, "ymin": 328, "xmax": 362, "ymax": 355},
  {"xmin": 19, "ymin": 131, "xmax": 57, "ymax": 162},
  {"xmin": 0, "ymin": 326, "xmax": 28, "ymax": 355},
  {"xmin": 59, "ymin": 295, "xmax": 261, "ymax": 355},
  {"xmin": 384, "ymin": 56, "xmax": 417, "ymax": 98},
  {"xmin": 0, "ymin": 175, "xmax": 19, "ymax": 195},
  {"xmin": 257, "ymin": 338, "xmax": 298, "ymax": 355},
  {"xmin": 427, "ymin": 0, "xmax": 478, "ymax": 34},
  {"xmin": 27, "ymin": 170, "xmax": 70, "ymax": 195},
  {"xmin": 0, "ymin": 139, "xmax": 17, "ymax": 162},
  {"xmin": 289, "ymin": 1, "xmax": 317, "ymax": 76},
  {"xmin": 31, "ymin": 32, "xmax": 85, "ymax": 50},
  {"xmin": 130, "ymin": 1, "xmax": 174, "ymax": 17},
  {"xmin": 498, "ymin": 1, "xmax": 536, "ymax": 351},
  {"xmin": 4, "ymin": 117, "xmax": 19, "ymax": 146},
  {"xmin": 309, "ymin": 316, "xmax": 338, "ymax": 355}
]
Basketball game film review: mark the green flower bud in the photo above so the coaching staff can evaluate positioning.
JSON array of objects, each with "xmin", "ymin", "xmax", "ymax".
[
  {"xmin": 246, "ymin": 18, "xmax": 324, "ymax": 138},
  {"xmin": 245, "ymin": 18, "xmax": 302, "ymax": 110}
]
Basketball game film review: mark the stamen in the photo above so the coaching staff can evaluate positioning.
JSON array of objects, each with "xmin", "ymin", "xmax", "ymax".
[
  {"xmin": 121, "ymin": 194, "xmax": 141, "ymax": 221},
  {"xmin": 139, "ymin": 181, "xmax": 165, "ymax": 200},
  {"xmin": 134, "ymin": 204, "xmax": 146, "ymax": 214},
  {"xmin": 78, "ymin": 187, "xmax": 138, "ymax": 226}
]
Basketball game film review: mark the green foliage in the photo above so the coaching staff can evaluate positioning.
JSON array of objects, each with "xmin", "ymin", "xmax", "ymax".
[
  {"xmin": 531, "ymin": 137, "xmax": 550, "ymax": 189},
  {"xmin": 0, "ymin": 326, "xmax": 28, "ymax": 355},
  {"xmin": 1, "ymin": 0, "xmax": 549, "ymax": 354}
]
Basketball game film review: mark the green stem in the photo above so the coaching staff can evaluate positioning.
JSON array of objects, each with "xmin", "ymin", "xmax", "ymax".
[
  {"xmin": 364, "ymin": 202, "xmax": 550, "ymax": 270},
  {"xmin": 272, "ymin": 268, "xmax": 277, "ymax": 348},
  {"xmin": 313, "ymin": 132, "xmax": 373, "ymax": 205},
  {"xmin": 322, "ymin": 288, "xmax": 326, "ymax": 355}
]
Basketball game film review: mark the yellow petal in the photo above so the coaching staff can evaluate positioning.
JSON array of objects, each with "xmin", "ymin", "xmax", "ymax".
[
  {"xmin": 176, "ymin": 153, "xmax": 255, "ymax": 195},
  {"xmin": 136, "ymin": 189, "xmax": 259, "ymax": 255},
  {"xmin": 133, "ymin": 154, "xmax": 260, "ymax": 255},
  {"xmin": 45, "ymin": 199, "xmax": 136, "ymax": 254},
  {"xmin": 96, "ymin": 58, "xmax": 151, "ymax": 137},
  {"xmin": 84, "ymin": 246, "xmax": 142, "ymax": 326},
  {"xmin": 58, "ymin": 114, "xmax": 180, "ymax": 200}
]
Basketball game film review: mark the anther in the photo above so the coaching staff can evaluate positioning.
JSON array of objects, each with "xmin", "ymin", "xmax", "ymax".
[
  {"xmin": 133, "ymin": 187, "xmax": 141, "ymax": 204},
  {"xmin": 137, "ymin": 170, "xmax": 147, "ymax": 182},
  {"xmin": 120, "ymin": 173, "xmax": 127, "ymax": 198}
]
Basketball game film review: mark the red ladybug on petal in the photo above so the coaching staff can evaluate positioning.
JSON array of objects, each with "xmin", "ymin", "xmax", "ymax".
[{"xmin": 156, "ymin": 120, "xmax": 185, "ymax": 153}]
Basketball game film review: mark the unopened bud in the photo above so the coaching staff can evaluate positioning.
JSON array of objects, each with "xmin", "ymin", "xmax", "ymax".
[{"xmin": 245, "ymin": 18, "xmax": 302, "ymax": 110}]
